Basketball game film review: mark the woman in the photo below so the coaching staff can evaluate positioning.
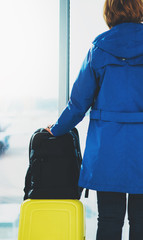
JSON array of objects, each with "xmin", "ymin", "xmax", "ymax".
[{"xmin": 46, "ymin": 0, "xmax": 143, "ymax": 239}]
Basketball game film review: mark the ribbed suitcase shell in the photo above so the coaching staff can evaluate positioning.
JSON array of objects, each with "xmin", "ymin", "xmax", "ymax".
[{"xmin": 18, "ymin": 199, "xmax": 85, "ymax": 240}]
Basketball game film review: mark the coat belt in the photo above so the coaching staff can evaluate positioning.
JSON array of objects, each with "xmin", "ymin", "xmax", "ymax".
[{"xmin": 90, "ymin": 109, "xmax": 143, "ymax": 123}]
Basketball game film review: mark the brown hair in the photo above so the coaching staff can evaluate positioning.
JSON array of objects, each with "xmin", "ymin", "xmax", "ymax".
[{"xmin": 103, "ymin": 0, "xmax": 143, "ymax": 28}]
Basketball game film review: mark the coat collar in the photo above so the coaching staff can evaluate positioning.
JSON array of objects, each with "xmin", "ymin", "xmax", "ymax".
[{"xmin": 92, "ymin": 22, "xmax": 143, "ymax": 59}]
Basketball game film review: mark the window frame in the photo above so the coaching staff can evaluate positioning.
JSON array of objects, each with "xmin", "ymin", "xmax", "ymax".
[{"xmin": 59, "ymin": 0, "xmax": 70, "ymax": 115}]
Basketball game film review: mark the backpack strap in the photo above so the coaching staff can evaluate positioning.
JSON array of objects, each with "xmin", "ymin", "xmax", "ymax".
[
  {"xmin": 85, "ymin": 188, "xmax": 89, "ymax": 198},
  {"xmin": 90, "ymin": 109, "xmax": 143, "ymax": 123}
]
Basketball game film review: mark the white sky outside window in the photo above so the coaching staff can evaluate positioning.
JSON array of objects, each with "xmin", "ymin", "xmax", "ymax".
[
  {"xmin": 70, "ymin": 0, "xmax": 108, "ymax": 89},
  {"xmin": 0, "ymin": 0, "xmax": 59, "ymax": 99}
]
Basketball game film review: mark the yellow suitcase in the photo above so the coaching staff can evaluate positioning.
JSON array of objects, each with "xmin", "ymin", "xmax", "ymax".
[{"xmin": 18, "ymin": 199, "xmax": 86, "ymax": 240}]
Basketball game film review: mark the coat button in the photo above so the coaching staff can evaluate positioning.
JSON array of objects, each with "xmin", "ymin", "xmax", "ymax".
[{"xmin": 122, "ymin": 58, "xmax": 126, "ymax": 61}]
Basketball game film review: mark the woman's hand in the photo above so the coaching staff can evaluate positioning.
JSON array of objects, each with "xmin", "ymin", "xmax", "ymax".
[{"xmin": 45, "ymin": 124, "xmax": 54, "ymax": 136}]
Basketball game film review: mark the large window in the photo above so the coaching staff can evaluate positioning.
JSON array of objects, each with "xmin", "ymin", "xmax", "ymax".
[
  {"xmin": 0, "ymin": 1, "xmax": 59, "ymax": 239},
  {"xmin": 0, "ymin": 1, "xmax": 130, "ymax": 239}
]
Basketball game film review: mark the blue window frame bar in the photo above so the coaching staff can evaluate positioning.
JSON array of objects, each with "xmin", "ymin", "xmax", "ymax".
[{"xmin": 59, "ymin": 0, "xmax": 70, "ymax": 115}]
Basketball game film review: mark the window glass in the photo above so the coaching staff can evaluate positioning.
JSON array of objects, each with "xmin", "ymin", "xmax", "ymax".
[
  {"xmin": 0, "ymin": 1, "xmax": 59, "ymax": 239},
  {"xmin": 70, "ymin": 0, "xmax": 107, "ymax": 89}
]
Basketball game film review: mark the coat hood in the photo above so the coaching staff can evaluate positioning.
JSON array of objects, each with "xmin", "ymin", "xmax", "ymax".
[{"xmin": 92, "ymin": 22, "xmax": 143, "ymax": 59}]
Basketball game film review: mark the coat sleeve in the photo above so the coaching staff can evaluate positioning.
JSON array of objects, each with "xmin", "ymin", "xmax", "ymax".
[{"xmin": 50, "ymin": 46, "xmax": 99, "ymax": 136}]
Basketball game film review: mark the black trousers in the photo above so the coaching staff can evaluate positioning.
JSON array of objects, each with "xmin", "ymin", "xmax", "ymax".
[{"xmin": 96, "ymin": 191, "xmax": 143, "ymax": 240}]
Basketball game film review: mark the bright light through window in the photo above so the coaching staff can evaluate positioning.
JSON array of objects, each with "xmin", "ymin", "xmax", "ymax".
[
  {"xmin": 0, "ymin": 1, "xmax": 59, "ymax": 99},
  {"xmin": 70, "ymin": 0, "xmax": 108, "ymax": 89},
  {"xmin": 0, "ymin": 1, "xmax": 59, "ymax": 239}
]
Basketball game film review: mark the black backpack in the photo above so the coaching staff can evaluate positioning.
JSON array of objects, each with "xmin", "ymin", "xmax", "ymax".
[{"xmin": 23, "ymin": 128, "xmax": 89, "ymax": 200}]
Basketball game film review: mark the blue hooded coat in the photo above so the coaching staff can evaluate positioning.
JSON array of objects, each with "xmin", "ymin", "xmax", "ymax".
[{"xmin": 50, "ymin": 22, "xmax": 143, "ymax": 194}]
